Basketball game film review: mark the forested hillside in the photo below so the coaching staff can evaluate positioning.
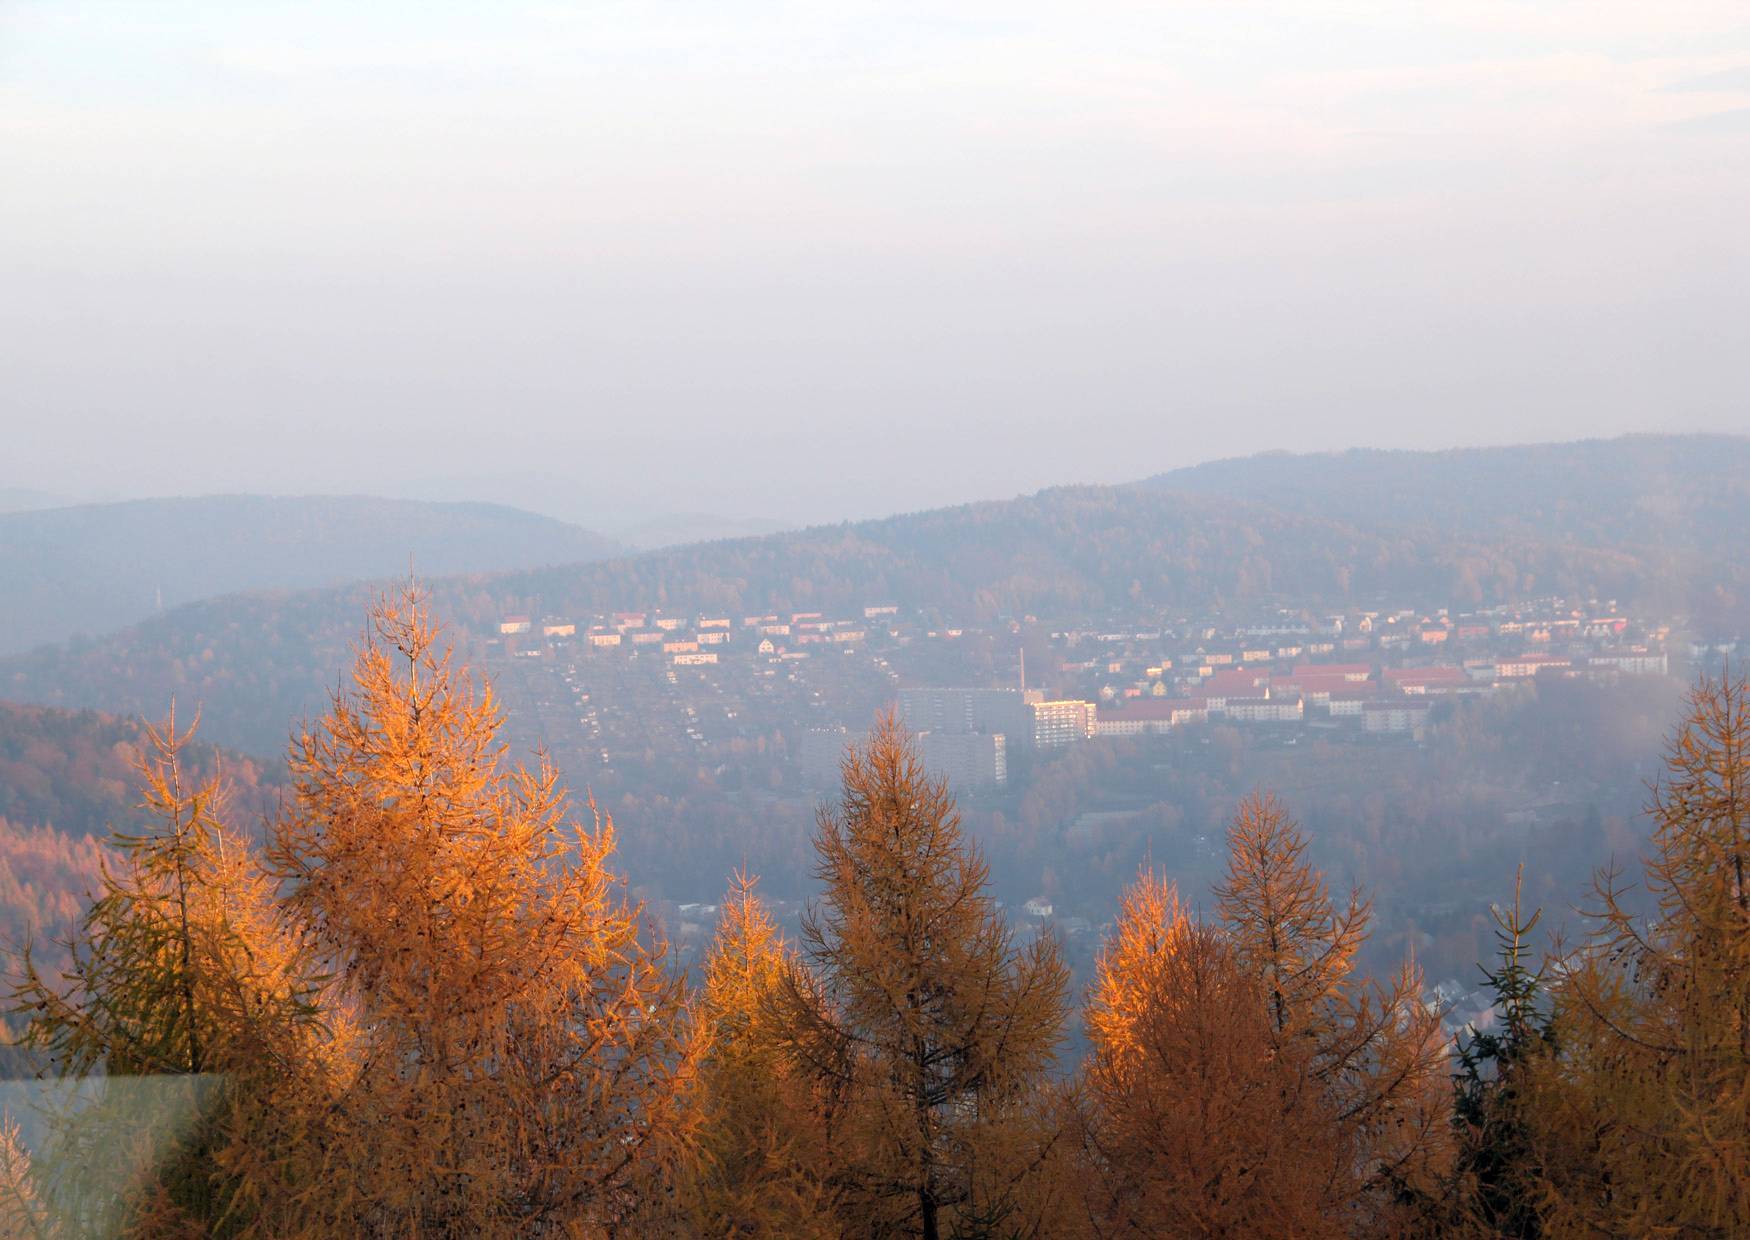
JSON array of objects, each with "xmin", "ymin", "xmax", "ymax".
[
  {"xmin": 476, "ymin": 484, "xmax": 1682, "ymax": 620},
  {"xmin": 0, "ymin": 701, "xmax": 282, "ymax": 985},
  {"xmin": 0, "ymin": 494, "xmax": 622, "ymax": 656},
  {"xmin": 1143, "ymin": 434, "xmax": 1750, "ymax": 567},
  {"xmin": 0, "ymin": 702, "xmax": 281, "ymax": 838},
  {"xmin": 486, "ymin": 433, "xmax": 1745, "ymax": 626},
  {"xmin": 0, "ymin": 435, "xmax": 1742, "ymax": 757}
]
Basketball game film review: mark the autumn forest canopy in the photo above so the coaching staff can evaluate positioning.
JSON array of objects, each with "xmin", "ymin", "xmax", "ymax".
[
  {"xmin": 1, "ymin": 585, "xmax": 1747, "ymax": 1237},
  {"xmin": 6, "ymin": 0, "xmax": 1747, "ymax": 1224}
]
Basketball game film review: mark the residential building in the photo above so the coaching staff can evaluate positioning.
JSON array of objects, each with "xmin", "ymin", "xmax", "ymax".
[
  {"xmin": 1095, "ymin": 698, "xmax": 1206, "ymax": 735},
  {"xmin": 1362, "ymin": 700, "xmax": 1432, "ymax": 737},
  {"xmin": 1497, "ymin": 654, "xmax": 1572, "ymax": 679},
  {"xmin": 1385, "ymin": 667, "xmax": 1470, "ymax": 695},
  {"xmin": 1029, "ymin": 699, "xmax": 1097, "ymax": 748},
  {"xmin": 918, "ymin": 730, "xmax": 1007, "ymax": 788},
  {"xmin": 799, "ymin": 726, "xmax": 851, "ymax": 787},
  {"xmin": 1589, "ymin": 651, "xmax": 1668, "ymax": 676},
  {"xmin": 1295, "ymin": 662, "xmax": 1371, "ymax": 682},
  {"xmin": 898, "ymin": 688, "xmax": 1027, "ymax": 740},
  {"xmin": 1226, "ymin": 695, "xmax": 1304, "ymax": 723}
]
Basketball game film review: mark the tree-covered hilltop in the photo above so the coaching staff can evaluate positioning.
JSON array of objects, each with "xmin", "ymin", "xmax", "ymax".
[
  {"xmin": 1141, "ymin": 433, "xmax": 1750, "ymax": 558},
  {"xmin": 0, "ymin": 493, "xmax": 623, "ymax": 656},
  {"xmin": 479, "ymin": 482, "xmax": 1675, "ymax": 621},
  {"xmin": 0, "ymin": 434, "xmax": 1744, "ymax": 759},
  {"xmin": 497, "ymin": 433, "xmax": 1750, "ymax": 625}
]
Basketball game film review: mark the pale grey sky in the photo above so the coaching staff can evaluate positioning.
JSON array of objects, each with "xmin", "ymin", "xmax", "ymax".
[{"xmin": 3, "ymin": 1, "xmax": 1747, "ymax": 528}]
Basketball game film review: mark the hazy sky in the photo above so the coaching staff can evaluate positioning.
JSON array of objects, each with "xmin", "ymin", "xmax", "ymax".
[{"xmin": 3, "ymin": 2, "xmax": 1748, "ymax": 529}]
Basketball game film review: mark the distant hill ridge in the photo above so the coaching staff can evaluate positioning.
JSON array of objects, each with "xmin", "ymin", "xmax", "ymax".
[
  {"xmin": 0, "ymin": 434, "xmax": 1744, "ymax": 755},
  {"xmin": 1135, "ymin": 434, "xmax": 1750, "ymax": 552},
  {"xmin": 0, "ymin": 493, "xmax": 623, "ymax": 656},
  {"xmin": 0, "ymin": 486, "xmax": 76, "ymax": 514}
]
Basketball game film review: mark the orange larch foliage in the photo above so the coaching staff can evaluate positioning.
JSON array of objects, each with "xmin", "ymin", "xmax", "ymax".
[
  {"xmin": 684, "ymin": 869, "xmax": 837, "ymax": 1236},
  {"xmin": 1530, "ymin": 670, "xmax": 1750, "ymax": 1233},
  {"xmin": 267, "ymin": 584, "xmax": 698, "ymax": 1237},
  {"xmin": 1215, "ymin": 792, "xmax": 1452, "ymax": 1232},
  {"xmin": 7, "ymin": 709, "xmax": 329, "ymax": 1237},
  {"xmin": 1082, "ymin": 870, "xmax": 1338, "ymax": 1236},
  {"xmin": 775, "ymin": 713, "xmax": 1071, "ymax": 1240}
]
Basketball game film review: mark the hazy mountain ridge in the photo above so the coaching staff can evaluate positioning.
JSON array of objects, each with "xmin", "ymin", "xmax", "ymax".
[
  {"xmin": 1138, "ymin": 434, "xmax": 1750, "ymax": 556},
  {"xmin": 0, "ymin": 435, "xmax": 1742, "ymax": 756},
  {"xmin": 484, "ymin": 486, "xmax": 1661, "ymax": 624},
  {"xmin": 457, "ymin": 433, "xmax": 1744, "ymax": 625},
  {"xmin": 0, "ymin": 494, "xmax": 623, "ymax": 656},
  {"xmin": 615, "ymin": 513, "xmax": 793, "ymax": 550},
  {"xmin": 0, "ymin": 486, "xmax": 78, "ymax": 515}
]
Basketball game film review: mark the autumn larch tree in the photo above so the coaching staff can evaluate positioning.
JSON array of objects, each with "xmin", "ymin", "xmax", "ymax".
[
  {"xmin": 774, "ymin": 713, "xmax": 1071, "ymax": 1240},
  {"xmin": 1528, "ymin": 669, "xmax": 1750, "ymax": 1233},
  {"xmin": 1214, "ymin": 791, "xmax": 1452, "ymax": 1232},
  {"xmin": 7, "ymin": 709, "xmax": 329, "ymax": 1238},
  {"xmin": 267, "ymin": 583, "xmax": 698, "ymax": 1237},
  {"xmin": 1081, "ymin": 869, "xmax": 1338, "ymax": 1237},
  {"xmin": 0, "ymin": 1110, "xmax": 55, "ymax": 1239},
  {"xmin": 683, "ymin": 868, "xmax": 837, "ymax": 1237}
]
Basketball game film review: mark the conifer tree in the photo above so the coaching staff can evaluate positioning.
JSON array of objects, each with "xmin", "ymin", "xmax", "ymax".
[
  {"xmin": 267, "ymin": 583, "xmax": 698, "ymax": 1236},
  {"xmin": 0, "ymin": 1111, "xmax": 56, "ymax": 1240},
  {"xmin": 7, "ymin": 710, "xmax": 328, "ymax": 1238},
  {"xmin": 1529, "ymin": 670, "xmax": 1750, "ymax": 1232},
  {"xmin": 1216, "ymin": 791, "xmax": 1368, "ymax": 1040},
  {"xmin": 1214, "ymin": 791, "xmax": 1451, "ymax": 1231},
  {"xmin": 684, "ymin": 869, "xmax": 836, "ymax": 1236},
  {"xmin": 774, "ymin": 713, "xmax": 1070, "ymax": 1240},
  {"xmin": 1081, "ymin": 870, "xmax": 1336, "ymax": 1236},
  {"xmin": 1450, "ymin": 868, "xmax": 1552, "ymax": 1238}
]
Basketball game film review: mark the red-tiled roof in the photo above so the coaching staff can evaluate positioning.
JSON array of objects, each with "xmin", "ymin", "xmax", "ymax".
[
  {"xmin": 1385, "ymin": 666, "xmax": 1468, "ymax": 685},
  {"xmin": 1098, "ymin": 698, "xmax": 1205, "ymax": 721},
  {"xmin": 1203, "ymin": 668, "xmax": 1270, "ymax": 693}
]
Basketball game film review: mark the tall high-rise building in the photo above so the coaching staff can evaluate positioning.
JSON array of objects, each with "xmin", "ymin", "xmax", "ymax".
[
  {"xmin": 897, "ymin": 687, "xmax": 1026, "ymax": 741},
  {"xmin": 917, "ymin": 730, "xmax": 1007, "ymax": 789},
  {"xmin": 799, "ymin": 725, "xmax": 851, "ymax": 788}
]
